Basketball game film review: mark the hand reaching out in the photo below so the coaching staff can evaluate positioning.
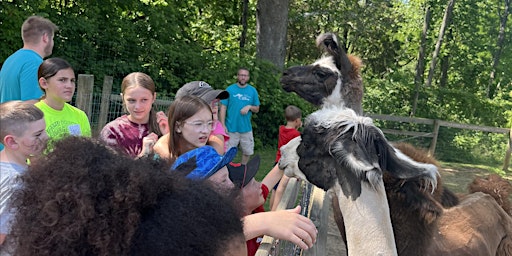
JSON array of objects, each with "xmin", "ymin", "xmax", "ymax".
[{"xmin": 243, "ymin": 205, "xmax": 318, "ymax": 250}]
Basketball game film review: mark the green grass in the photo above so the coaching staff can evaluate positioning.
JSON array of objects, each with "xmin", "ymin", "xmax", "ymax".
[{"xmin": 232, "ymin": 147, "xmax": 278, "ymax": 182}]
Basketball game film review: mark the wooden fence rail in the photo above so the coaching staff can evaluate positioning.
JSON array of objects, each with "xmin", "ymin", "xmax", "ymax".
[
  {"xmin": 367, "ymin": 114, "xmax": 511, "ymax": 171},
  {"xmin": 255, "ymin": 179, "xmax": 329, "ymax": 256}
]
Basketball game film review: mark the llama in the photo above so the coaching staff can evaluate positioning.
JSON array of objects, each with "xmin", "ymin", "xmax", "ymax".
[
  {"xmin": 279, "ymin": 32, "xmax": 439, "ymax": 255},
  {"xmin": 279, "ymin": 32, "xmax": 512, "ymax": 255}
]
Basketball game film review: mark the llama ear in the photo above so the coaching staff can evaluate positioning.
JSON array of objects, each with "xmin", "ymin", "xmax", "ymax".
[
  {"xmin": 329, "ymin": 129, "xmax": 382, "ymax": 199},
  {"xmin": 316, "ymin": 32, "xmax": 352, "ymax": 83},
  {"xmin": 372, "ymin": 127, "xmax": 439, "ymax": 187}
]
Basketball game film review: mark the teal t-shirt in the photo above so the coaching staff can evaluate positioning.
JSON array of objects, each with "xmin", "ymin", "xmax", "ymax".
[
  {"xmin": 0, "ymin": 49, "xmax": 44, "ymax": 103},
  {"xmin": 220, "ymin": 83, "xmax": 260, "ymax": 133}
]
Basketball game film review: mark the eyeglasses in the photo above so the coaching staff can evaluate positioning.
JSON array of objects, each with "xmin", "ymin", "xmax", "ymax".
[{"xmin": 183, "ymin": 121, "xmax": 214, "ymax": 131}]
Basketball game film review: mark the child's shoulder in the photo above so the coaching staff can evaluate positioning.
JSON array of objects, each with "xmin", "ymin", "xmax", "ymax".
[{"xmin": 0, "ymin": 161, "xmax": 27, "ymax": 173}]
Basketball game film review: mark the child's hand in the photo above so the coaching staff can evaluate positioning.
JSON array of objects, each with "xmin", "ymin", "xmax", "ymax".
[
  {"xmin": 156, "ymin": 111, "xmax": 169, "ymax": 134},
  {"xmin": 141, "ymin": 132, "xmax": 158, "ymax": 156}
]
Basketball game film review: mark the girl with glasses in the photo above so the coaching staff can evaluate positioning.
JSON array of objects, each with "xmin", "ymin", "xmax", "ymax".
[
  {"xmin": 154, "ymin": 81, "xmax": 230, "ymax": 160},
  {"xmin": 163, "ymin": 95, "xmax": 214, "ymax": 162}
]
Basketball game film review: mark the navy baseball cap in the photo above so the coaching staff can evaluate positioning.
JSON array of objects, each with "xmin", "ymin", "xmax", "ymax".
[
  {"xmin": 171, "ymin": 146, "xmax": 237, "ymax": 180},
  {"xmin": 228, "ymin": 155, "xmax": 261, "ymax": 188}
]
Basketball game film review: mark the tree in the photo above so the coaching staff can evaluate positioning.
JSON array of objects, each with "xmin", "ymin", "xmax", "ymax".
[
  {"xmin": 425, "ymin": 0, "xmax": 456, "ymax": 87},
  {"xmin": 256, "ymin": 0, "xmax": 291, "ymax": 70},
  {"xmin": 487, "ymin": 0, "xmax": 510, "ymax": 99},
  {"xmin": 411, "ymin": 4, "xmax": 432, "ymax": 116}
]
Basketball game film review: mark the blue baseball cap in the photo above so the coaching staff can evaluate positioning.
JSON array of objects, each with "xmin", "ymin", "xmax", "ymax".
[{"xmin": 171, "ymin": 146, "xmax": 238, "ymax": 180}]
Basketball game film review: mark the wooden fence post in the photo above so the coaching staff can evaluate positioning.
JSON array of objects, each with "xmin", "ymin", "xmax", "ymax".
[
  {"xmin": 76, "ymin": 74, "xmax": 94, "ymax": 119},
  {"xmin": 97, "ymin": 76, "xmax": 114, "ymax": 134},
  {"xmin": 428, "ymin": 119, "xmax": 440, "ymax": 156},
  {"xmin": 503, "ymin": 127, "xmax": 511, "ymax": 171},
  {"xmin": 302, "ymin": 187, "xmax": 328, "ymax": 256}
]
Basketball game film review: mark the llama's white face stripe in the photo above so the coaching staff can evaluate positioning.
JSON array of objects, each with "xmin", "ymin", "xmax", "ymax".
[{"xmin": 313, "ymin": 56, "xmax": 340, "ymax": 74}]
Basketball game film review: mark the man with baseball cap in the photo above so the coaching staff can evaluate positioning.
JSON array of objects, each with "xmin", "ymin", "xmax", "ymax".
[{"xmin": 153, "ymin": 81, "xmax": 230, "ymax": 158}]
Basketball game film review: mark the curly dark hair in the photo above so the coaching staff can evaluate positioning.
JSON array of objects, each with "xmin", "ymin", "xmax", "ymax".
[
  {"xmin": 129, "ymin": 187, "xmax": 246, "ymax": 256},
  {"xmin": 9, "ymin": 136, "xmax": 244, "ymax": 256}
]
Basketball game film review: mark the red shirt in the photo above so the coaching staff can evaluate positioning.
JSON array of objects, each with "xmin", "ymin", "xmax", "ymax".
[
  {"xmin": 275, "ymin": 125, "xmax": 301, "ymax": 162},
  {"xmin": 246, "ymin": 184, "xmax": 270, "ymax": 256}
]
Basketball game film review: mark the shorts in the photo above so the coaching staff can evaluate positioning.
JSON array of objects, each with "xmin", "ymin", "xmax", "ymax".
[{"xmin": 227, "ymin": 131, "xmax": 254, "ymax": 156}]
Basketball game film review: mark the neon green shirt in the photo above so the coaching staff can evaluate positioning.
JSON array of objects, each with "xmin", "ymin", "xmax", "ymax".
[{"xmin": 35, "ymin": 101, "xmax": 91, "ymax": 142}]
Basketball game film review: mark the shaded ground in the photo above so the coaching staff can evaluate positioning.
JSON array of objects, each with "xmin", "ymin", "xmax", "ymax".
[{"xmin": 325, "ymin": 164, "xmax": 511, "ymax": 256}]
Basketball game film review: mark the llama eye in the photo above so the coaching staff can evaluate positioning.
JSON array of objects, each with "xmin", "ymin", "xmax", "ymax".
[{"xmin": 314, "ymin": 70, "xmax": 328, "ymax": 80}]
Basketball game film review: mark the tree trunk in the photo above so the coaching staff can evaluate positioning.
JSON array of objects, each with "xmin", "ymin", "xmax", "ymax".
[
  {"xmin": 439, "ymin": 27, "xmax": 453, "ymax": 89},
  {"xmin": 240, "ymin": 0, "xmax": 249, "ymax": 50},
  {"xmin": 256, "ymin": 0, "xmax": 290, "ymax": 70},
  {"xmin": 411, "ymin": 4, "xmax": 432, "ymax": 116},
  {"xmin": 425, "ymin": 0, "xmax": 455, "ymax": 87},
  {"xmin": 487, "ymin": 0, "xmax": 510, "ymax": 99}
]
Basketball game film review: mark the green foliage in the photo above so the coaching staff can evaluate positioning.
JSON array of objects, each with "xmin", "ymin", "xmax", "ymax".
[{"xmin": 1, "ymin": 0, "xmax": 510, "ymax": 165}]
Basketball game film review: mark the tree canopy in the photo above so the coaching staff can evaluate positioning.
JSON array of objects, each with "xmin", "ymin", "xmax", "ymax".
[{"xmin": 1, "ymin": 0, "xmax": 510, "ymax": 164}]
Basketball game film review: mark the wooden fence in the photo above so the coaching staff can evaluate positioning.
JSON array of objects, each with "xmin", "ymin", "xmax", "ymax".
[
  {"xmin": 255, "ymin": 179, "xmax": 330, "ymax": 256},
  {"xmin": 367, "ymin": 114, "xmax": 511, "ymax": 171}
]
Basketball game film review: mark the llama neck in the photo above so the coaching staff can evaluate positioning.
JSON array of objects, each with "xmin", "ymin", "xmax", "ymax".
[{"xmin": 332, "ymin": 181, "xmax": 398, "ymax": 256}]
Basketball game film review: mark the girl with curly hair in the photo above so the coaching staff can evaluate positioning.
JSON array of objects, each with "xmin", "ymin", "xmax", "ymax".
[{"xmin": 8, "ymin": 136, "xmax": 245, "ymax": 256}]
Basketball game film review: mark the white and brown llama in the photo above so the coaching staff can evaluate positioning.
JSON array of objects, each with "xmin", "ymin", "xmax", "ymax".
[{"xmin": 278, "ymin": 32, "xmax": 512, "ymax": 256}]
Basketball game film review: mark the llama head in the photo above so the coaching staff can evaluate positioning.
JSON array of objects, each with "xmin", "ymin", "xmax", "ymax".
[
  {"xmin": 280, "ymin": 32, "xmax": 364, "ymax": 114},
  {"xmin": 284, "ymin": 107, "xmax": 438, "ymax": 201}
]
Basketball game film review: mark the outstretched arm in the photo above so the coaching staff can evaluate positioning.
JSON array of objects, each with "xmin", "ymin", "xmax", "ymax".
[
  {"xmin": 242, "ymin": 205, "xmax": 317, "ymax": 250},
  {"xmin": 261, "ymin": 163, "xmax": 284, "ymax": 191}
]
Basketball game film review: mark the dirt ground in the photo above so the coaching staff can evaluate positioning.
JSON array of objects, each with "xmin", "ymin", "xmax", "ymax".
[{"xmin": 324, "ymin": 164, "xmax": 510, "ymax": 256}]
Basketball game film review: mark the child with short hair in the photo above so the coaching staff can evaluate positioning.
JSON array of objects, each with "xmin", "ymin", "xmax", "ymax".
[
  {"xmin": 270, "ymin": 105, "xmax": 302, "ymax": 210},
  {"xmin": 0, "ymin": 101, "xmax": 48, "ymax": 253}
]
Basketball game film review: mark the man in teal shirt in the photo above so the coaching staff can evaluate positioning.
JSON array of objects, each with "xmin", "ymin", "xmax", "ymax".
[
  {"xmin": 220, "ymin": 68, "xmax": 260, "ymax": 164},
  {"xmin": 0, "ymin": 16, "xmax": 58, "ymax": 152},
  {"xmin": 0, "ymin": 16, "xmax": 58, "ymax": 104}
]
